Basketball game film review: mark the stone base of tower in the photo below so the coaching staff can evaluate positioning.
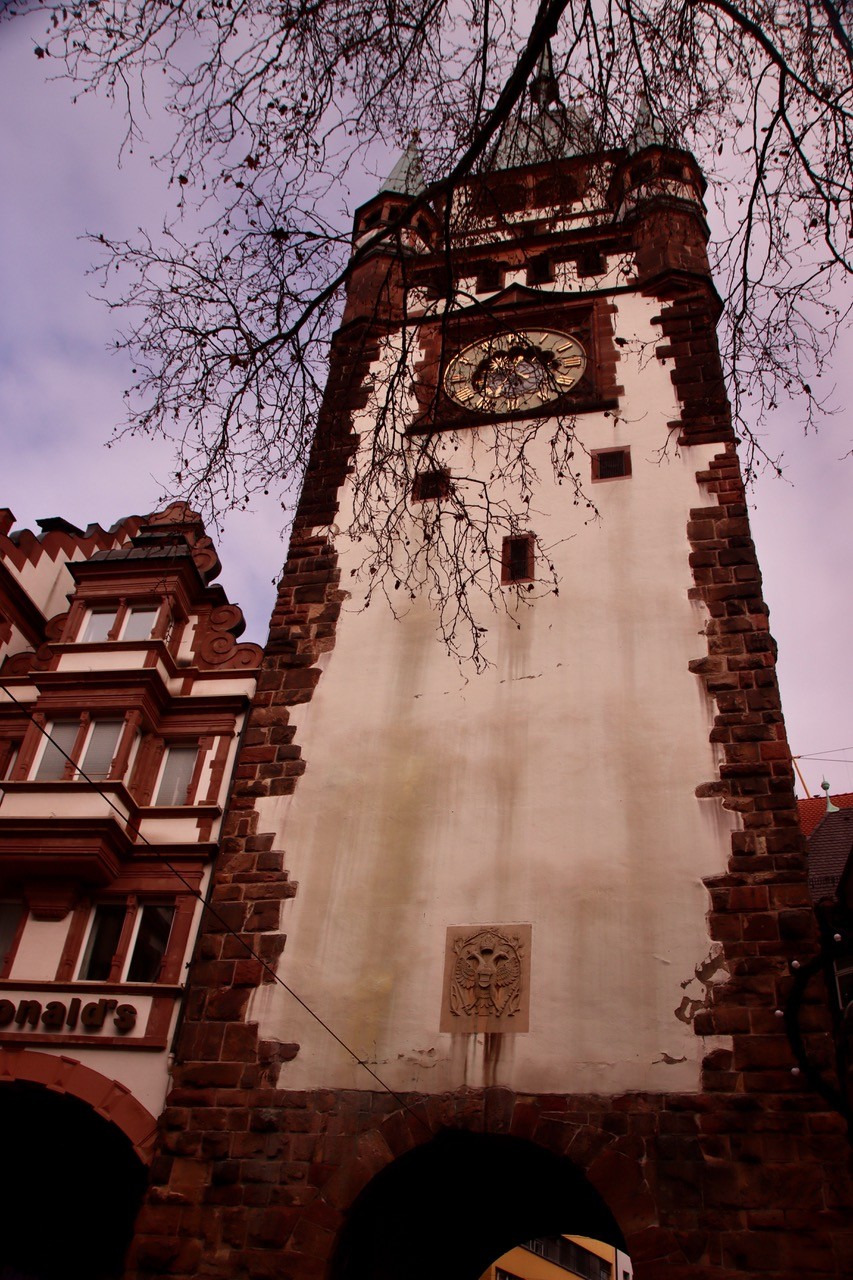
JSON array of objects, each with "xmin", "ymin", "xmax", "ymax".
[{"xmin": 126, "ymin": 1078, "xmax": 853, "ymax": 1279}]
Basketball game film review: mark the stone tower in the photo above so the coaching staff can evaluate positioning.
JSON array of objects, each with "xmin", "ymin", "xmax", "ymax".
[{"xmin": 128, "ymin": 74, "xmax": 853, "ymax": 1280}]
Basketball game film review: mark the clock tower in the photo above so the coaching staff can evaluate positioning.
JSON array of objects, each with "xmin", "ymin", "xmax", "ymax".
[{"xmin": 128, "ymin": 66, "xmax": 853, "ymax": 1280}]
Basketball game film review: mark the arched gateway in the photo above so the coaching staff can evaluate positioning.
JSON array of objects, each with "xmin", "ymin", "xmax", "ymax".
[
  {"xmin": 330, "ymin": 1129, "xmax": 627, "ymax": 1280},
  {"xmin": 0, "ymin": 1053, "xmax": 153, "ymax": 1280},
  {"xmin": 127, "ymin": 59, "xmax": 853, "ymax": 1280}
]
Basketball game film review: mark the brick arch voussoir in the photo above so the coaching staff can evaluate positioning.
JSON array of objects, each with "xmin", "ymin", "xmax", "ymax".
[
  {"xmin": 314, "ymin": 1090, "xmax": 660, "ymax": 1260},
  {"xmin": 0, "ymin": 1048, "xmax": 158, "ymax": 1162}
]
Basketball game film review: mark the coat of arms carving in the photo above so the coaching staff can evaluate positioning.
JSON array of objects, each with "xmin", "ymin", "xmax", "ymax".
[{"xmin": 440, "ymin": 924, "xmax": 531, "ymax": 1033}]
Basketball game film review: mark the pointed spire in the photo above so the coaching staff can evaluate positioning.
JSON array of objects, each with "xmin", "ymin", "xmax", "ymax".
[
  {"xmin": 822, "ymin": 778, "xmax": 841, "ymax": 814},
  {"xmin": 492, "ymin": 43, "xmax": 592, "ymax": 170},
  {"xmin": 529, "ymin": 42, "xmax": 559, "ymax": 108},
  {"xmin": 383, "ymin": 139, "xmax": 425, "ymax": 197},
  {"xmin": 632, "ymin": 94, "xmax": 667, "ymax": 150}
]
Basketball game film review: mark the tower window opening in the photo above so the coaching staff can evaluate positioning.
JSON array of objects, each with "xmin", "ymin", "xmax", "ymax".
[
  {"xmin": 502, "ymin": 534, "xmax": 535, "ymax": 584},
  {"xmin": 577, "ymin": 248, "xmax": 605, "ymax": 277},
  {"xmin": 412, "ymin": 468, "xmax": 451, "ymax": 502},
  {"xmin": 527, "ymin": 254, "xmax": 554, "ymax": 285},
  {"xmin": 631, "ymin": 160, "xmax": 655, "ymax": 185},
  {"xmin": 592, "ymin": 448, "xmax": 631, "ymax": 481},
  {"xmin": 477, "ymin": 262, "xmax": 504, "ymax": 293}
]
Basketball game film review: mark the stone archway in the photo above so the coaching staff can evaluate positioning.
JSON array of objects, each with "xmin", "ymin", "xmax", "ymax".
[
  {"xmin": 0, "ymin": 1048, "xmax": 158, "ymax": 1160},
  {"xmin": 0, "ymin": 1052, "xmax": 154, "ymax": 1280},
  {"xmin": 330, "ymin": 1129, "xmax": 628, "ymax": 1280},
  {"xmin": 270, "ymin": 1090, "xmax": 659, "ymax": 1280}
]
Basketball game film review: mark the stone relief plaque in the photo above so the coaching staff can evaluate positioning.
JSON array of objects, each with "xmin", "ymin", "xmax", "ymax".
[{"xmin": 440, "ymin": 924, "xmax": 531, "ymax": 1033}]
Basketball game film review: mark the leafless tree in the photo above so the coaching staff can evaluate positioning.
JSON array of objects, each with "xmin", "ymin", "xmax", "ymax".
[{"xmin": 5, "ymin": 0, "xmax": 852, "ymax": 662}]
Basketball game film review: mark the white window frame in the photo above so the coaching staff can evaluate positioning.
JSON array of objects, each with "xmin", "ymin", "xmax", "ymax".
[
  {"xmin": 77, "ymin": 604, "xmax": 160, "ymax": 644},
  {"xmin": 78, "ymin": 899, "xmax": 177, "ymax": 984},
  {"xmin": 153, "ymin": 743, "xmax": 200, "ymax": 807},
  {"xmin": 32, "ymin": 718, "xmax": 124, "ymax": 782}
]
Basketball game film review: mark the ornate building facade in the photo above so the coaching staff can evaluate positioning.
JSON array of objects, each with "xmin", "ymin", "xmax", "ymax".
[{"xmin": 0, "ymin": 503, "xmax": 261, "ymax": 1279}]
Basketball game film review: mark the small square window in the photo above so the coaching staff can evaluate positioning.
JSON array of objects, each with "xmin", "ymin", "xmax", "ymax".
[
  {"xmin": 592, "ymin": 448, "xmax": 631, "ymax": 480},
  {"xmin": 155, "ymin": 745, "xmax": 199, "ymax": 806},
  {"xmin": 577, "ymin": 247, "xmax": 605, "ymax": 277},
  {"xmin": 412, "ymin": 469, "xmax": 451, "ymax": 502},
  {"xmin": 476, "ymin": 262, "xmax": 503, "ymax": 293},
  {"xmin": 501, "ymin": 534, "xmax": 535, "ymax": 584}
]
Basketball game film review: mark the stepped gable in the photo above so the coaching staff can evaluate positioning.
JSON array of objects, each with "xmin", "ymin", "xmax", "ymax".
[{"xmin": 0, "ymin": 508, "xmax": 145, "ymax": 577}]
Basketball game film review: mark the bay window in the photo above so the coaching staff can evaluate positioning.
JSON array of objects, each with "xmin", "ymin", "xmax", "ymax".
[{"xmin": 78, "ymin": 901, "xmax": 176, "ymax": 983}]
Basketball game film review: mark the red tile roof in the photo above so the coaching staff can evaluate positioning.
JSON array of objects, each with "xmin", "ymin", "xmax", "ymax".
[{"xmin": 798, "ymin": 792, "xmax": 853, "ymax": 839}]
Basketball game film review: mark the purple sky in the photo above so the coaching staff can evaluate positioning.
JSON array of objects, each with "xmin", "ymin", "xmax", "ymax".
[{"xmin": 1, "ymin": 21, "xmax": 851, "ymax": 798}]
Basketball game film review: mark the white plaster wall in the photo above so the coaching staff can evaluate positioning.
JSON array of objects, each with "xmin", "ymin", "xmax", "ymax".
[
  {"xmin": 58, "ymin": 647, "xmax": 155, "ymax": 672},
  {"xmin": 68, "ymin": 1043, "xmax": 174, "ymax": 1117},
  {"xmin": 0, "ymin": 787, "xmax": 132, "ymax": 823},
  {"xmin": 249, "ymin": 291, "xmax": 737, "ymax": 1097},
  {"xmin": 0, "ymin": 622, "xmax": 32, "ymax": 661}
]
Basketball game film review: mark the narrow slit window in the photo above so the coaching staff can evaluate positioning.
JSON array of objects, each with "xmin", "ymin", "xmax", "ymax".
[
  {"xmin": 126, "ymin": 904, "xmax": 176, "ymax": 983},
  {"xmin": 502, "ymin": 534, "xmax": 535, "ymax": 584},
  {"xmin": 412, "ymin": 469, "xmax": 451, "ymax": 502},
  {"xmin": 155, "ymin": 745, "xmax": 199, "ymax": 806},
  {"xmin": 592, "ymin": 448, "xmax": 631, "ymax": 480}
]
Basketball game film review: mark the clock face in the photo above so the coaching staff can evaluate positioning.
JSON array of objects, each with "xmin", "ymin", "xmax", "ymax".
[{"xmin": 443, "ymin": 329, "xmax": 587, "ymax": 414}]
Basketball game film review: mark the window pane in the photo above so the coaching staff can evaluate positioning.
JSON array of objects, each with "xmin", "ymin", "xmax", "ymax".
[
  {"xmin": 1, "ymin": 743, "xmax": 19, "ymax": 781},
  {"xmin": 155, "ymin": 746, "xmax": 198, "ymax": 806},
  {"xmin": 126, "ymin": 905, "xmax": 175, "ymax": 982},
  {"xmin": 122, "ymin": 607, "xmax": 158, "ymax": 641},
  {"xmin": 0, "ymin": 902, "xmax": 23, "ymax": 971},
  {"xmin": 34, "ymin": 721, "xmax": 79, "ymax": 780},
  {"xmin": 79, "ymin": 721, "xmax": 123, "ymax": 780},
  {"xmin": 79, "ymin": 905, "xmax": 126, "ymax": 981},
  {"xmin": 80, "ymin": 610, "xmax": 116, "ymax": 642}
]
